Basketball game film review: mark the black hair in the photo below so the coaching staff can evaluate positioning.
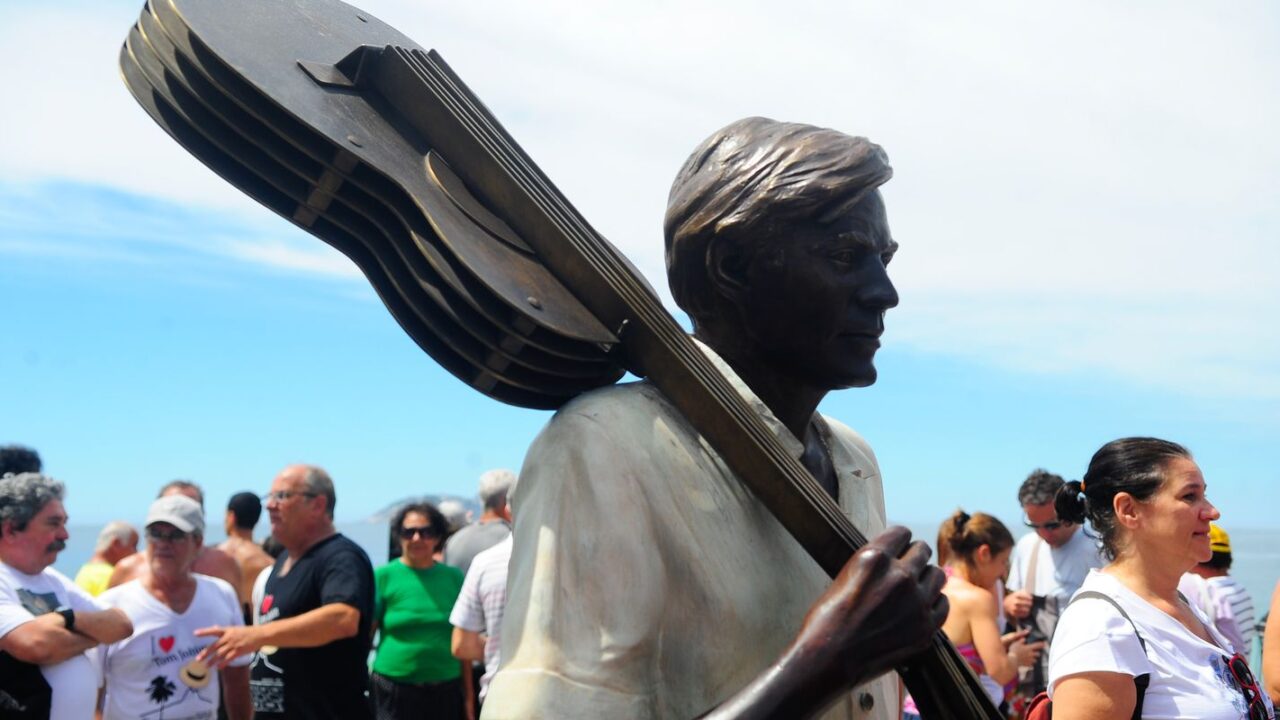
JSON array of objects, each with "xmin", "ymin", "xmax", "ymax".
[
  {"xmin": 391, "ymin": 502, "xmax": 449, "ymax": 542},
  {"xmin": 1200, "ymin": 551, "xmax": 1232, "ymax": 570},
  {"xmin": 227, "ymin": 492, "xmax": 262, "ymax": 530},
  {"xmin": 0, "ymin": 446, "xmax": 42, "ymax": 477},
  {"xmin": 1055, "ymin": 437, "xmax": 1191, "ymax": 561},
  {"xmin": 261, "ymin": 535, "xmax": 284, "ymax": 559}
]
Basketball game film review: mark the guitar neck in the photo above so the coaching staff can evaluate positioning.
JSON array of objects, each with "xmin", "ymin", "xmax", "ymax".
[{"xmin": 365, "ymin": 45, "xmax": 1000, "ymax": 720}]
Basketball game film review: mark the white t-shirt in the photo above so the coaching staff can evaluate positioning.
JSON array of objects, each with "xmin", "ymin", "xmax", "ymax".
[
  {"xmin": 1049, "ymin": 570, "xmax": 1276, "ymax": 720},
  {"xmin": 0, "ymin": 561, "xmax": 106, "ymax": 720},
  {"xmin": 1007, "ymin": 527, "xmax": 1105, "ymax": 604},
  {"xmin": 97, "ymin": 575, "xmax": 249, "ymax": 720}
]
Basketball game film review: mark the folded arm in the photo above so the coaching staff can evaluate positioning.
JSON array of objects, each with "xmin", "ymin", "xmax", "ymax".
[{"xmin": 0, "ymin": 610, "xmax": 129, "ymax": 665}]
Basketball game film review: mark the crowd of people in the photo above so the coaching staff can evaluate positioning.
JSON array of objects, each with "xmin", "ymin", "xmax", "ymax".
[
  {"xmin": 5, "ymin": 435, "xmax": 1274, "ymax": 712},
  {"xmin": 0, "ymin": 445, "xmax": 516, "ymax": 720},
  {"xmin": 908, "ymin": 444, "xmax": 1277, "ymax": 720},
  {"xmin": 1, "ymin": 435, "xmax": 1277, "ymax": 720}
]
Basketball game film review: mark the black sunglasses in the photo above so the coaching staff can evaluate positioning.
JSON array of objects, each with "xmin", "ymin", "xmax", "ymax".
[
  {"xmin": 1023, "ymin": 517, "xmax": 1068, "ymax": 531},
  {"xmin": 147, "ymin": 526, "xmax": 190, "ymax": 543},
  {"xmin": 399, "ymin": 526, "xmax": 437, "ymax": 540},
  {"xmin": 1224, "ymin": 653, "xmax": 1270, "ymax": 720}
]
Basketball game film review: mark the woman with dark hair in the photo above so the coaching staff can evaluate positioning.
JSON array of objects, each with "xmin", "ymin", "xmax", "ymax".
[
  {"xmin": 903, "ymin": 510, "xmax": 1041, "ymax": 717},
  {"xmin": 1047, "ymin": 438, "xmax": 1275, "ymax": 719},
  {"xmin": 371, "ymin": 502, "xmax": 467, "ymax": 720}
]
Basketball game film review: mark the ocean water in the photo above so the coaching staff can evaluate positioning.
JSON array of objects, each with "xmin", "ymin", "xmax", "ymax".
[{"xmin": 53, "ymin": 520, "xmax": 1276, "ymax": 626}]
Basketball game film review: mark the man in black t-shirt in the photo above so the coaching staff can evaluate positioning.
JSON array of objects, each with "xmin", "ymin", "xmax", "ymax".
[{"xmin": 196, "ymin": 465, "xmax": 374, "ymax": 719}]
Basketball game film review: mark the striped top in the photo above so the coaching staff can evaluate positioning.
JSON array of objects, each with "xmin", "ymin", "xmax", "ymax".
[{"xmin": 1205, "ymin": 576, "xmax": 1258, "ymax": 653}]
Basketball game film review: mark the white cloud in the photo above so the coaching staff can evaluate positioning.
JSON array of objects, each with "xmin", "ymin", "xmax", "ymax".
[
  {"xmin": 1, "ymin": 0, "xmax": 1276, "ymax": 400},
  {"xmin": 221, "ymin": 239, "xmax": 363, "ymax": 280}
]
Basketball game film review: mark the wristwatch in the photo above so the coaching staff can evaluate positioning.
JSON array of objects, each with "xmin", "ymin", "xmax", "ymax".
[{"xmin": 54, "ymin": 605, "xmax": 75, "ymax": 632}]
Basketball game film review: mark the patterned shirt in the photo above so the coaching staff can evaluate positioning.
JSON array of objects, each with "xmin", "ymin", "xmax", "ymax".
[{"xmin": 449, "ymin": 535, "xmax": 512, "ymax": 701}]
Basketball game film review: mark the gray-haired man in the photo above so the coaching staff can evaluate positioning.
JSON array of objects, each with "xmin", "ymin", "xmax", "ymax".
[
  {"xmin": 0, "ymin": 473, "xmax": 133, "ymax": 719},
  {"xmin": 1003, "ymin": 469, "xmax": 1104, "ymax": 695},
  {"xmin": 443, "ymin": 469, "xmax": 516, "ymax": 576}
]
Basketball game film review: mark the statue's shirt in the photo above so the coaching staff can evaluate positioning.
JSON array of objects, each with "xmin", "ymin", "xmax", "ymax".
[{"xmin": 484, "ymin": 348, "xmax": 895, "ymax": 720}]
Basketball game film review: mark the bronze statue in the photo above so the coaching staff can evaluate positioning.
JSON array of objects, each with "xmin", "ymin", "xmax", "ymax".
[
  {"xmin": 482, "ymin": 117, "xmax": 939, "ymax": 719},
  {"xmin": 117, "ymin": 0, "xmax": 999, "ymax": 716}
]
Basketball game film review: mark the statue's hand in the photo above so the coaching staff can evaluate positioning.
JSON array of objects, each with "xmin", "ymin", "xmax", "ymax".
[{"xmin": 796, "ymin": 526, "xmax": 948, "ymax": 689}]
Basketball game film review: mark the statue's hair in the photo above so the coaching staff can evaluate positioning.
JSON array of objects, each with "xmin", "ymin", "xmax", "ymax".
[{"xmin": 664, "ymin": 117, "xmax": 892, "ymax": 323}]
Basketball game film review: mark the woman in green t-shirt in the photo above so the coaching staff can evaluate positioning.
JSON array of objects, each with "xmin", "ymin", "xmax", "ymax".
[{"xmin": 372, "ymin": 502, "xmax": 467, "ymax": 719}]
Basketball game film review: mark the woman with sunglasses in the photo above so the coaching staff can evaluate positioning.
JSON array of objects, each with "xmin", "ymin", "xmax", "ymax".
[
  {"xmin": 371, "ymin": 502, "xmax": 468, "ymax": 720},
  {"xmin": 1047, "ymin": 438, "xmax": 1276, "ymax": 719}
]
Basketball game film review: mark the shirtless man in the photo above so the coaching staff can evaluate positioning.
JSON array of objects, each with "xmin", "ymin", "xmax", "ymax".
[
  {"xmin": 108, "ymin": 480, "xmax": 241, "ymax": 592},
  {"xmin": 216, "ymin": 492, "xmax": 274, "ymax": 620}
]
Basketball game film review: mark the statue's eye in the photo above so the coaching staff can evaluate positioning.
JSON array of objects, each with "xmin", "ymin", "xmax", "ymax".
[
  {"xmin": 880, "ymin": 250, "xmax": 895, "ymax": 267},
  {"xmin": 829, "ymin": 249, "xmax": 857, "ymax": 267}
]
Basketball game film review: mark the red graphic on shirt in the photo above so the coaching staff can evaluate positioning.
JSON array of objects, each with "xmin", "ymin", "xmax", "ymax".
[
  {"xmin": 158, "ymin": 635, "xmax": 175, "ymax": 653},
  {"xmin": 261, "ymin": 595, "xmax": 273, "ymax": 614}
]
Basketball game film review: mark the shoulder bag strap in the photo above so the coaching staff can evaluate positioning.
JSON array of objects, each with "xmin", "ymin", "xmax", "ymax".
[
  {"xmin": 1069, "ymin": 590, "xmax": 1149, "ymax": 719},
  {"xmin": 1024, "ymin": 537, "xmax": 1042, "ymax": 597}
]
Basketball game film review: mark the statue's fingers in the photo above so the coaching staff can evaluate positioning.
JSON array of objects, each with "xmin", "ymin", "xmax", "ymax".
[
  {"xmin": 868, "ymin": 525, "xmax": 912, "ymax": 558},
  {"xmin": 900, "ymin": 539, "xmax": 933, "ymax": 573},
  {"xmin": 930, "ymin": 594, "xmax": 950, "ymax": 628}
]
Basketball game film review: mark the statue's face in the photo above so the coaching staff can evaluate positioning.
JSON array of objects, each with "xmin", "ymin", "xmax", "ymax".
[{"xmin": 735, "ymin": 189, "xmax": 899, "ymax": 390}]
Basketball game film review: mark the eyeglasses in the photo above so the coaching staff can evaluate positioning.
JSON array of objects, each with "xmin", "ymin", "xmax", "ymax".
[
  {"xmin": 399, "ymin": 526, "xmax": 437, "ymax": 540},
  {"xmin": 1224, "ymin": 653, "xmax": 1270, "ymax": 720},
  {"xmin": 1023, "ymin": 517, "xmax": 1069, "ymax": 531},
  {"xmin": 261, "ymin": 491, "xmax": 318, "ymax": 503},
  {"xmin": 147, "ymin": 527, "xmax": 190, "ymax": 543}
]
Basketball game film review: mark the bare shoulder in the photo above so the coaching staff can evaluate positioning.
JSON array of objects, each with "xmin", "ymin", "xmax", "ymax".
[
  {"xmin": 107, "ymin": 552, "xmax": 146, "ymax": 588},
  {"xmin": 196, "ymin": 546, "xmax": 243, "ymax": 586},
  {"xmin": 220, "ymin": 537, "xmax": 272, "ymax": 566},
  {"xmin": 946, "ymin": 577, "xmax": 995, "ymax": 613}
]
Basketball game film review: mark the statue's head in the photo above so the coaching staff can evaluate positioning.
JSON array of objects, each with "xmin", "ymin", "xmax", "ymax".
[{"xmin": 664, "ymin": 117, "xmax": 899, "ymax": 389}]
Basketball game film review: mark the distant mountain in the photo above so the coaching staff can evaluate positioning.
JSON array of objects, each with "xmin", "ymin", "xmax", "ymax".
[{"xmin": 364, "ymin": 493, "xmax": 481, "ymax": 524}]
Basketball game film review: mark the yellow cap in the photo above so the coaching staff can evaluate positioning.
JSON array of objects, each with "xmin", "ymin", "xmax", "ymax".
[{"xmin": 1208, "ymin": 523, "xmax": 1231, "ymax": 554}]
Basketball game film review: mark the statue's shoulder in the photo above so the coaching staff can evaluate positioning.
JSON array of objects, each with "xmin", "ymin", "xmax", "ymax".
[
  {"xmin": 820, "ymin": 414, "xmax": 882, "ymax": 475},
  {"xmin": 548, "ymin": 380, "xmax": 677, "ymax": 430}
]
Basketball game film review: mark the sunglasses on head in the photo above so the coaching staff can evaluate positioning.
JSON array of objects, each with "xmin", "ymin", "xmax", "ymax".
[
  {"xmin": 399, "ymin": 526, "xmax": 437, "ymax": 540},
  {"xmin": 1224, "ymin": 653, "xmax": 1271, "ymax": 720},
  {"xmin": 147, "ymin": 526, "xmax": 190, "ymax": 543}
]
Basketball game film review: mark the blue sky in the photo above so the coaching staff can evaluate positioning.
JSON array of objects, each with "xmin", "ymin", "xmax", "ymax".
[{"xmin": 2, "ymin": 0, "xmax": 1277, "ymax": 532}]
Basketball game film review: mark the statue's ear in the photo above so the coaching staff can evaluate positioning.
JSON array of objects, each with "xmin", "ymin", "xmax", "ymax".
[{"xmin": 707, "ymin": 235, "xmax": 751, "ymax": 302}]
